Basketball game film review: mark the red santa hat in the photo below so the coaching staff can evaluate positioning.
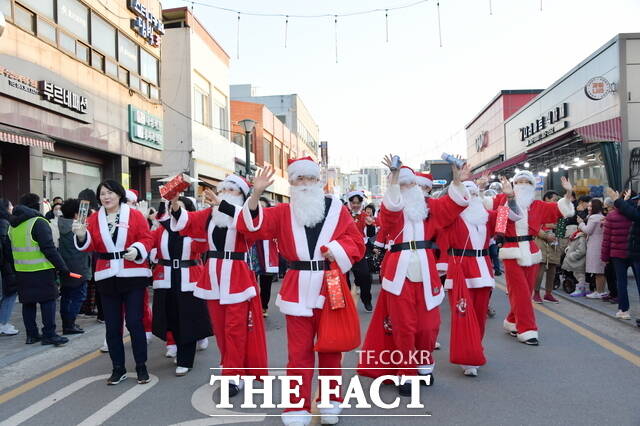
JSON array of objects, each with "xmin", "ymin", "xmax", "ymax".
[
  {"xmin": 125, "ymin": 189, "xmax": 138, "ymax": 203},
  {"xmin": 220, "ymin": 174, "xmax": 251, "ymax": 196},
  {"xmin": 415, "ymin": 172, "xmax": 433, "ymax": 188},
  {"xmin": 347, "ymin": 190, "xmax": 366, "ymax": 201},
  {"xmin": 287, "ymin": 156, "xmax": 320, "ymax": 181},
  {"xmin": 398, "ymin": 166, "xmax": 416, "ymax": 185},
  {"xmin": 513, "ymin": 170, "xmax": 535, "ymax": 185}
]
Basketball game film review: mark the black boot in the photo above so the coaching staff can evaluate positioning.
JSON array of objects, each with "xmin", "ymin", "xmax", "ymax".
[
  {"xmin": 25, "ymin": 334, "xmax": 42, "ymax": 344},
  {"xmin": 136, "ymin": 364, "xmax": 150, "ymax": 384},
  {"xmin": 63, "ymin": 322, "xmax": 85, "ymax": 335},
  {"xmin": 41, "ymin": 334, "xmax": 69, "ymax": 346}
]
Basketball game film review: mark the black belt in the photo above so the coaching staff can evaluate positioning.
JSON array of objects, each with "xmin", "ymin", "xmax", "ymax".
[
  {"xmin": 390, "ymin": 240, "xmax": 438, "ymax": 253},
  {"xmin": 158, "ymin": 259, "xmax": 201, "ymax": 269},
  {"xmin": 97, "ymin": 251, "xmax": 128, "ymax": 260},
  {"xmin": 288, "ymin": 260, "xmax": 330, "ymax": 271},
  {"xmin": 504, "ymin": 236, "xmax": 534, "ymax": 243},
  {"xmin": 448, "ymin": 248, "xmax": 489, "ymax": 257},
  {"xmin": 206, "ymin": 251, "xmax": 246, "ymax": 261}
]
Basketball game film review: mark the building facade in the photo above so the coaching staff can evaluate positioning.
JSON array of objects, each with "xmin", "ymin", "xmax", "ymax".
[
  {"xmin": 0, "ymin": 0, "xmax": 163, "ymax": 203},
  {"xmin": 153, "ymin": 7, "xmax": 237, "ymax": 200}
]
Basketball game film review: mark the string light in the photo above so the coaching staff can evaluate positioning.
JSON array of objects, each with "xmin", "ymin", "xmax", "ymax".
[
  {"xmin": 436, "ymin": 1, "xmax": 442, "ymax": 47},
  {"xmin": 334, "ymin": 15, "xmax": 339, "ymax": 63},
  {"xmin": 385, "ymin": 9, "xmax": 389, "ymax": 43},
  {"xmin": 236, "ymin": 12, "xmax": 241, "ymax": 59},
  {"xmin": 284, "ymin": 15, "xmax": 289, "ymax": 48}
]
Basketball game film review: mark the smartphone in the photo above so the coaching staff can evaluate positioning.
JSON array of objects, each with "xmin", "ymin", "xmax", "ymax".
[{"xmin": 78, "ymin": 200, "xmax": 90, "ymax": 225}]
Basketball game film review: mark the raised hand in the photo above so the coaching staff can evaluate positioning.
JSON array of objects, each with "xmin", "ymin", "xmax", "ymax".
[
  {"xmin": 561, "ymin": 176, "xmax": 573, "ymax": 193},
  {"xmin": 452, "ymin": 158, "xmax": 470, "ymax": 184},
  {"xmin": 476, "ymin": 170, "xmax": 490, "ymax": 190},
  {"xmin": 382, "ymin": 154, "xmax": 400, "ymax": 184},
  {"xmin": 253, "ymin": 166, "xmax": 276, "ymax": 195},
  {"xmin": 203, "ymin": 188, "xmax": 220, "ymax": 206},
  {"xmin": 500, "ymin": 175, "xmax": 514, "ymax": 198},
  {"xmin": 623, "ymin": 189, "xmax": 632, "ymax": 201},
  {"xmin": 605, "ymin": 187, "xmax": 619, "ymax": 200}
]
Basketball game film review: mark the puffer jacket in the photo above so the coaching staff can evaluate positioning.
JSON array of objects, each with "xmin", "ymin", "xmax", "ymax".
[
  {"xmin": 601, "ymin": 209, "xmax": 631, "ymax": 261},
  {"xmin": 614, "ymin": 198, "xmax": 640, "ymax": 261},
  {"xmin": 562, "ymin": 232, "xmax": 587, "ymax": 274}
]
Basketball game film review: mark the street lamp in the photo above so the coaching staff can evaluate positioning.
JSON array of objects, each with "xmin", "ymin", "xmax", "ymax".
[{"xmin": 238, "ymin": 119, "xmax": 256, "ymax": 177}]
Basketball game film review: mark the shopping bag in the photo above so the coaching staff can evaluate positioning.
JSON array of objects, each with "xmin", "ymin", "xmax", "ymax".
[
  {"xmin": 314, "ymin": 262, "xmax": 361, "ymax": 353},
  {"xmin": 159, "ymin": 173, "xmax": 196, "ymax": 200},
  {"xmin": 449, "ymin": 263, "xmax": 486, "ymax": 366},
  {"xmin": 494, "ymin": 203, "xmax": 509, "ymax": 236}
]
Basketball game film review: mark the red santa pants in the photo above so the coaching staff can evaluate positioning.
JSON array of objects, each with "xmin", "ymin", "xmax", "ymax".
[
  {"xmin": 504, "ymin": 260, "xmax": 539, "ymax": 335},
  {"xmin": 386, "ymin": 280, "xmax": 440, "ymax": 376},
  {"xmin": 143, "ymin": 288, "xmax": 152, "ymax": 333},
  {"xmin": 284, "ymin": 310, "xmax": 342, "ymax": 413},
  {"xmin": 447, "ymin": 286, "xmax": 492, "ymax": 339},
  {"xmin": 208, "ymin": 299, "xmax": 249, "ymax": 376}
]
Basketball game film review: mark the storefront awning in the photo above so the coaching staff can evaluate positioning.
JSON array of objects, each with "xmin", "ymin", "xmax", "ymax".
[
  {"xmin": 574, "ymin": 117, "xmax": 622, "ymax": 143},
  {"xmin": 470, "ymin": 153, "xmax": 527, "ymax": 179},
  {"xmin": 0, "ymin": 124, "xmax": 55, "ymax": 151}
]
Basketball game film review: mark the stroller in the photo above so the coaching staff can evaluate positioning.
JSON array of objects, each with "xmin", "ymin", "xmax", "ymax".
[{"xmin": 554, "ymin": 266, "xmax": 595, "ymax": 294}]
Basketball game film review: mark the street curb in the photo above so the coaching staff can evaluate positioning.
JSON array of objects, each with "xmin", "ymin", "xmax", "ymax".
[{"xmin": 552, "ymin": 289, "xmax": 640, "ymax": 330}]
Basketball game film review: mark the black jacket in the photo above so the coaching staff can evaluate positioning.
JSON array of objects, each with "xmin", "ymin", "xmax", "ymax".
[
  {"xmin": 57, "ymin": 217, "xmax": 92, "ymax": 287},
  {"xmin": 9, "ymin": 206, "xmax": 69, "ymax": 303},
  {"xmin": 614, "ymin": 198, "xmax": 640, "ymax": 261},
  {"xmin": 0, "ymin": 218, "xmax": 17, "ymax": 296}
]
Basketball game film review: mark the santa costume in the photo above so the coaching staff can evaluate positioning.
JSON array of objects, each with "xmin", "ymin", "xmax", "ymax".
[
  {"xmin": 239, "ymin": 157, "xmax": 364, "ymax": 426},
  {"xmin": 170, "ymin": 175, "xmax": 268, "ymax": 394},
  {"xmin": 358, "ymin": 166, "xmax": 469, "ymax": 394},
  {"xmin": 492, "ymin": 170, "xmax": 574, "ymax": 344},
  {"xmin": 415, "ymin": 172, "xmax": 434, "ymax": 197},
  {"xmin": 345, "ymin": 189, "xmax": 374, "ymax": 311},
  {"xmin": 150, "ymin": 200, "xmax": 212, "ymax": 374}
]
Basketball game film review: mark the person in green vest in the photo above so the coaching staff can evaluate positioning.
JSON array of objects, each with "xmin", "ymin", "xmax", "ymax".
[{"xmin": 9, "ymin": 193, "xmax": 70, "ymax": 346}]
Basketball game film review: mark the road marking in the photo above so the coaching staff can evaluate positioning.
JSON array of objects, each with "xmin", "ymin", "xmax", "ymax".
[
  {"xmin": 495, "ymin": 282, "xmax": 640, "ymax": 368},
  {"xmin": 77, "ymin": 374, "xmax": 159, "ymax": 425}
]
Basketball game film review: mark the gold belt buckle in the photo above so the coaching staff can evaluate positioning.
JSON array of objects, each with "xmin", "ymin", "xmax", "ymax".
[{"xmin": 409, "ymin": 240, "xmax": 417, "ymax": 251}]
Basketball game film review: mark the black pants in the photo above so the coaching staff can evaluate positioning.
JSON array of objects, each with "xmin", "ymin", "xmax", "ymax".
[
  {"xmin": 604, "ymin": 262, "xmax": 617, "ymax": 298},
  {"xmin": 23, "ymin": 299, "xmax": 56, "ymax": 338},
  {"xmin": 349, "ymin": 258, "xmax": 372, "ymax": 305},
  {"xmin": 96, "ymin": 290, "xmax": 104, "ymax": 321},
  {"xmin": 259, "ymin": 274, "xmax": 274, "ymax": 310},
  {"xmin": 101, "ymin": 287, "xmax": 147, "ymax": 368},
  {"xmin": 177, "ymin": 341, "xmax": 197, "ymax": 368}
]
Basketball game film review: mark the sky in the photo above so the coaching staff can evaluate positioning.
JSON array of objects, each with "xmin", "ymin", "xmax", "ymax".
[{"xmin": 162, "ymin": 0, "xmax": 640, "ymax": 172}]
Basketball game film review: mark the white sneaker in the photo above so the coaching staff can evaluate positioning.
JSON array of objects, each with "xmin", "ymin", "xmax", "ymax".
[
  {"xmin": 175, "ymin": 366, "xmax": 190, "ymax": 376},
  {"xmin": 463, "ymin": 367, "xmax": 478, "ymax": 377},
  {"xmin": 0, "ymin": 323, "xmax": 19, "ymax": 335},
  {"xmin": 320, "ymin": 415, "xmax": 339, "ymax": 425},
  {"xmin": 319, "ymin": 401, "xmax": 341, "ymax": 425},
  {"xmin": 434, "ymin": 341, "xmax": 441, "ymax": 350},
  {"xmin": 100, "ymin": 344, "xmax": 109, "ymax": 353},
  {"xmin": 586, "ymin": 292, "xmax": 605, "ymax": 299},
  {"xmin": 616, "ymin": 310, "xmax": 632, "ymax": 320},
  {"xmin": 146, "ymin": 331, "xmax": 153, "ymax": 344},
  {"xmin": 165, "ymin": 344, "xmax": 177, "ymax": 358},
  {"xmin": 197, "ymin": 338, "xmax": 209, "ymax": 351}
]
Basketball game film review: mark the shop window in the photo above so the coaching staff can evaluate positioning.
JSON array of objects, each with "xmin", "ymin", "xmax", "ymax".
[
  {"xmin": 140, "ymin": 49, "xmax": 158, "ymax": 86},
  {"xmin": 14, "ymin": 5, "xmax": 35, "ymax": 34},
  {"xmin": 118, "ymin": 32, "xmax": 139, "ymax": 72},
  {"xmin": 105, "ymin": 59, "xmax": 118, "ymax": 78},
  {"xmin": 193, "ymin": 87, "xmax": 210, "ymax": 126},
  {"xmin": 59, "ymin": 31, "xmax": 75, "ymax": 54},
  {"xmin": 232, "ymin": 133, "xmax": 244, "ymax": 147},
  {"xmin": 18, "ymin": 0, "xmax": 54, "ymax": 20},
  {"xmin": 140, "ymin": 80, "xmax": 149, "ymax": 97},
  {"xmin": 263, "ymin": 138, "xmax": 272, "ymax": 164},
  {"xmin": 274, "ymin": 146, "xmax": 282, "ymax": 169},
  {"xmin": 90, "ymin": 12, "xmax": 116, "ymax": 58},
  {"xmin": 42, "ymin": 157, "xmax": 65, "ymax": 200},
  {"xmin": 66, "ymin": 160, "xmax": 101, "ymax": 199},
  {"xmin": 129, "ymin": 73, "xmax": 140, "ymax": 91},
  {"xmin": 75, "ymin": 41, "xmax": 89, "ymax": 63},
  {"xmin": 118, "ymin": 66, "xmax": 129, "ymax": 85},
  {"xmin": 57, "ymin": 0, "xmax": 88, "ymax": 42},
  {"xmin": 91, "ymin": 50, "xmax": 105, "ymax": 72},
  {"xmin": 37, "ymin": 17, "xmax": 56, "ymax": 44},
  {"xmin": 0, "ymin": 0, "xmax": 11, "ymax": 19},
  {"xmin": 150, "ymin": 85, "xmax": 159, "ymax": 100},
  {"xmin": 216, "ymin": 104, "xmax": 229, "ymax": 137}
]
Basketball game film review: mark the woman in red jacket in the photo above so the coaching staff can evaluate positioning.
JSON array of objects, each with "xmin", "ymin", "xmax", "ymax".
[{"xmin": 601, "ymin": 199, "xmax": 634, "ymax": 319}]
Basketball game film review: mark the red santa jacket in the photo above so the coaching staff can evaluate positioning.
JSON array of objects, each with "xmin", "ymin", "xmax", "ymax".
[
  {"xmin": 239, "ymin": 195, "xmax": 364, "ymax": 317},
  {"xmin": 493, "ymin": 193, "xmax": 574, "ymax": 266},
  {"xmin": 379, "ymin": 184, "xmax": 468, "ymax": 310},
  {"xmin": 74, "ymin": 203, "xmax": 153, "ymax": 281},
  {"xmin": 258, "ymin": 239, "xmax": 279, "ymax": 274},
  {"xmin": 443, "ymin": 209, "xmax": 498, "ymax": 289},
  {"xmin": 149, "ymin": 217, "xmax": 208, "ymax": 291},
  {"xmin": 171, "ymin": 205, "xmax": 258, "ymax": 304}
]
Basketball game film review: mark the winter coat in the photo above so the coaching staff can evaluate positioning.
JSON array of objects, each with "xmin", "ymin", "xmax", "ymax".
[
  {"xmin": 9, "ymin": 206, "xmax": 69, "ymax": 303},
  {"xmin": 614, "ymin": 198, "xmax": 640, "ymax": 261},
  {"xmin": 0, "ymin": 218, "xmax": 17, "ymax": 296},
  {"xmin": 562, "ymin": 233, "xmax": 587, "ymax": 274},
  {"xmin": 579, "ymin": 213, "xmax": 605, "ymax": 274},
  {"xmin": 57, "ymin": 217, "xmax": 92, "ymax": 288},
  {"xmin": 600, "ymin": 209, "xmax": 631, "ymax": 262}
]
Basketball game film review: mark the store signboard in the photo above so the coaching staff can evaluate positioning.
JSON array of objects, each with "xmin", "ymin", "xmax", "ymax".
[
  {"xmin": 585, "ymin": 76, "xmax": 615, "ymax": 100},
  {"xmin": 128, "ymin": 105, "xmax": 163, "ymax": 150},
  {"xmin": 0, "ymin": 60, "xmax": 92, "ymax": 123},
  {"xmin": 128, "ymin": 0, "xmax": 165, "ymax": 48},
  {"xmin": 519, "ymin": 103, "xmax": 569, "ymax": 147},
  {"xmin": 475, "ymin": 131, "xmax": 489, "ymax": 152}
]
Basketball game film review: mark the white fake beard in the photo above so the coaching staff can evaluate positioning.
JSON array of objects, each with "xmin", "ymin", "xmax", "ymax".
[
  {"xmin": 401, "ymin": 185, "xmax": 429, "ymax": 222},
  {"xmin": 290, "ymin": 183, "xmax": 326, "ymax": 227},
  {"xmin": 460, "ymin": 196, "xmax": 489, "ymax": 226},
  {"xmin": 514, "ymin": 184, "xmax": 535, "ymax": 210},
  {"xmin": 212, "ymin": 193, "xmax": 244, "ymax": 228}
]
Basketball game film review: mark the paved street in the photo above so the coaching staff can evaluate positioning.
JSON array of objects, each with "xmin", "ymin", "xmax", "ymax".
[{"xmin": 1, "ymin": 277, "xmax": 639, "ymax": 426}]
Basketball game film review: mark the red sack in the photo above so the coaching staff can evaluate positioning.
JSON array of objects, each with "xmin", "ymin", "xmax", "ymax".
[
  {"xmin": 449, "ymin": 263, "xmax": 486, "ymax": 366},
  {"xmin": 314, "ymin": 263, "xmax": 361, "ymax": 353},
  {"xmin": 244, "ymin": 292, "xmax": 269, "ymax": 380},
  {"xmin": 494, "ymin": 203, "xmax": 509, "ymax": 236}
]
